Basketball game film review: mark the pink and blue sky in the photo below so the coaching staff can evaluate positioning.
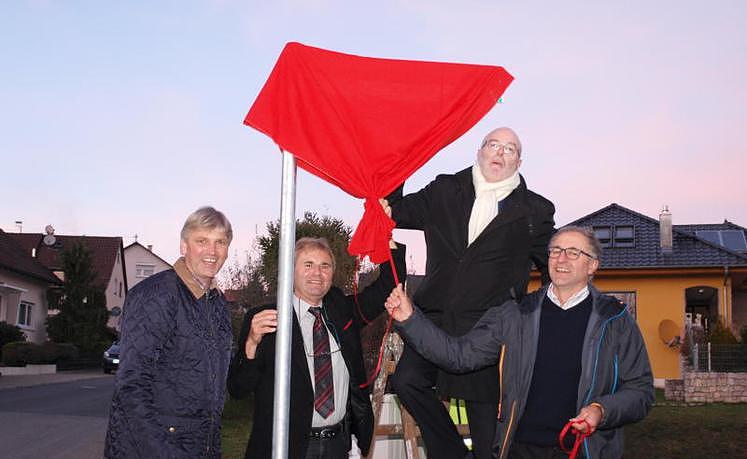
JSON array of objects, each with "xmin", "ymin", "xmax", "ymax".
[{"xmin": 2, "ymin": 1, "xmax": 746, "ymax": 275}]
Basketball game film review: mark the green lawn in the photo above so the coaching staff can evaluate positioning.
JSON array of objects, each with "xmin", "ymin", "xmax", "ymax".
[
  {"xmin": 221, "ymin": 395, "xmax": 253, "ymax": 459},
  {"xmin": 624, "ymin": 391, "xmax": 747, "ymax": 458},
  {"xmin": 221, "ymin": 391, "xmax": 747, "ymax": 459}
]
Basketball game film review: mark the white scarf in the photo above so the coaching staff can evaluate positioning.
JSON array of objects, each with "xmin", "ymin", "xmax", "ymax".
[{"xmin": 467, "ymin": 164, "xmax": 520, "ymax": 245}]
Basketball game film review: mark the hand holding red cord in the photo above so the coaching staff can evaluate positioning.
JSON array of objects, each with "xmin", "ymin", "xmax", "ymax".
[
  {"xmin": 559, "ymin": 419, "xmax": 591, "ymax": 459},
  {"xmin": 559, "ymin": 403, "xmax": 603, "ymax": 458}
]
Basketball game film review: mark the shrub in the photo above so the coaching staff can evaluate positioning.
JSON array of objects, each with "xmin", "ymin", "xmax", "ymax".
[
  {"xmin": 708, "ymin": 320, "xmax": 738, "ymax": 344},
  {"xmin": 0, "ymin": 322, "xmax": 26, "ymax": 360},
  {"xmin": 681, "ymin": 324, "xmax": 705, "ymax": 363},
  {"xmin": 2, "ymin": 341, "xmax": 83, "ymax": 366},
  {"xmin": 1, "ymin": 342, "xmax": 47, "ymax": 366},
  {"xmin": 40, "ymin": 342, "xmax": 79, "ymax": 362}
]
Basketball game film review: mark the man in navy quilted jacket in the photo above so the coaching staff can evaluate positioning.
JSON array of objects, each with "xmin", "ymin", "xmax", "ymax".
[{"xmin": 105, "ymin": 206, "xmax": 234, "ymax": 458}]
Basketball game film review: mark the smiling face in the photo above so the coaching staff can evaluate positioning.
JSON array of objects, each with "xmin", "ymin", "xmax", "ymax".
[
  {"xmin": 179, "ymin": 227, "xmax": 230, "ymax": 287},
  {"xmin": 294, "ymin": 247, "xmax": 334, "ymax": 306},
  {"xmin": 476, "ymin": 127, "xmax": 522, "ymax": 182},
  {"xmin": 548, "ymin": 231, "xmax": 599, "ymax": 295}
]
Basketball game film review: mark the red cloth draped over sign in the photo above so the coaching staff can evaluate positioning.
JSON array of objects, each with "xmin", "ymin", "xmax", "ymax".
[{"xmin": 245, "ymin": 42, "xmax": 513, "ymax": 263}]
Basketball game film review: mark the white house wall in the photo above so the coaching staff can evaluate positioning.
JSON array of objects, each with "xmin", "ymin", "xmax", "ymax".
[
  {"xmin": 105, "ymin": 250, "xmax": 126, "ymax": 331},
  {"xmin": 124, "ymin": 244, "xmax": 172, "ymax": 289},
  {"xmin": 0, "ymin": 270, "xmax": 50, "ymax": 344}
]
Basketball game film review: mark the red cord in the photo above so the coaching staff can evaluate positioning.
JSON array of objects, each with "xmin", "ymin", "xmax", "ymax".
[
  {"xmin": 559, "ymin": 419, "xmax": 592, "ymax": 459},
  {"xmin": 358, "ymin": 250, "xmax": 401, "ymax": 389},
  {"xmin": 359, "ymin": 315, "xmax": 393, "ymax": 389}
]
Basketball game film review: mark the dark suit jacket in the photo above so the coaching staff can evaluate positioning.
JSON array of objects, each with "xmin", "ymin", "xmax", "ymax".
[
  {"xmin": 391, "ymin": 168, "xmax": 554, "ymax": 401},
  {"xmin": 226, "ymin": 247, "xmax": 406, "ymax": 459}
]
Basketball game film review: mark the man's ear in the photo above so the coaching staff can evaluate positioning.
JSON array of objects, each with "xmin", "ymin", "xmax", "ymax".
[{"xmin": 179, "ymin": 239, "xmax": 187, "ymax": 256}]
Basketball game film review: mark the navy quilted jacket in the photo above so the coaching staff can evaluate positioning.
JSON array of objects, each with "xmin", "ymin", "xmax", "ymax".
[{"xmin": 105, "ymin": 260, "xmax": 232, "ymax": 459}]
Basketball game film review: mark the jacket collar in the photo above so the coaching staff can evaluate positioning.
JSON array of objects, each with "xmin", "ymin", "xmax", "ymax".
[
  {"xmin": 530, "ymin": 283, "xmax": 621, "ymax": 317},
  {"xmin": 588, "ymin": 284, "xmax": 626, "ymax": 319},
  {"xmin": 173, "ymin": 257, "xmax": 219, "ymax": 299}
]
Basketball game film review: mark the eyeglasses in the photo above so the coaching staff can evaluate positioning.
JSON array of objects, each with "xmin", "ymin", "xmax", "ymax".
[
  {"xmin": 304, "ymin": 343, "xmax": 343, "ymax": 358},
  {"xmin": 482, "ymin": 140, "xmax": 519, "ymax": 157},
  {"xmin": 548, "ymin": 246, "xmax": 597, "ymax": 260},
  {"xmin": 296, "ymin": 301, "xmax": 344, "ymax": 357}
]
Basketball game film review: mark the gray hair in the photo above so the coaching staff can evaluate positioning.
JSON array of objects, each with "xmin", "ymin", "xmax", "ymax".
[
  {"xmin": 180, "ymin": 206, "xmax": 233, "ymax": 243},
  {"xmin": 549, "ymin": 225, "xmax": 602, "ymax": 260},
  {"xmin": 295, "ymin": 237, "xmax": 336, "ymax": 270}
]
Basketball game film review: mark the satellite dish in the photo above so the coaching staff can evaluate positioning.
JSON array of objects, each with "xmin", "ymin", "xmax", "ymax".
[
  {"xmin": 43, "ymin": 234, "xmax": 56, "ymax": 246},
  {"xmin": 658, "ymin": 319, "xmax": 681, "ymax": 347}
]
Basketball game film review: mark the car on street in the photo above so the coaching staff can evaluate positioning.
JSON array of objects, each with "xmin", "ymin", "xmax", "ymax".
[{"xmin": 102, "ymin": 341, "xmax": 120, "ymax": 374}]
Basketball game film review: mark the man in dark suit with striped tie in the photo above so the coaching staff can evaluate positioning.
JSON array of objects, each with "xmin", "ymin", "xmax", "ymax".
[{"xmin": 227, "ymin": 236, "xmax": 406, "ymax": 459}]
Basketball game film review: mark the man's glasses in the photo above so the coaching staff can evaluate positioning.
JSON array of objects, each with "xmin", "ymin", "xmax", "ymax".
[
  {"xmin": 304, "ymin": 346, "xmax": 343, "ymax": 358},
  {"xmin": 296, "ymin": 301, "xmax": 344, "ymax": 358},
  {"xmin": 482, "ymin": 140, "xmax": 519, "ymax": 157},
  {"xmin": 548, "ymin": 246, "xmax": 597, "ymax": 260}
]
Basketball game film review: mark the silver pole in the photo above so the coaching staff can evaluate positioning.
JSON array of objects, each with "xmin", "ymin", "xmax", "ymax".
[{"xmin": 272, "ymin": 150, "xmax": 297, "ymax": 459}]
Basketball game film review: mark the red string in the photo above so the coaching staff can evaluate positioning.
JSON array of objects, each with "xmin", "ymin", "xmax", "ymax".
[
  {"xmin": 559, "ymin": 420, "xmax": 592, "ymax": 459},
  {"xmin": 358, "ymin": 249, "xmax": 401, "ymax": 389},
  {"xmin": 359, "ymin": 315, "xmax": 393, "ymax": 389}
]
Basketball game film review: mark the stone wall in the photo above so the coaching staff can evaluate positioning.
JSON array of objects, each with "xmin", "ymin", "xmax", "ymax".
[
  {"xmin": 665, "ymin": 372, "xmax": 747, "ymax": 403},
  {"xmin": 664, "ymin": 378, "xmax": 684, "ymax": 401}
]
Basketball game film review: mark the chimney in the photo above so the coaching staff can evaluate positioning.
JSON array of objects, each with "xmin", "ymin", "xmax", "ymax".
[
  {"xmin": 147, "ymin": 245, "xmax": 153, "ymax": 252},
  {"xmin": 660, "ymin": 205, "xmax": 672, "ymax": 253}
]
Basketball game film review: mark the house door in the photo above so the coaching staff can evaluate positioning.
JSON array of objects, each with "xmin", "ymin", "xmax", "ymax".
[{"xmin": 685, "ymin": 286, "xmax": 717, "ymax": 333}]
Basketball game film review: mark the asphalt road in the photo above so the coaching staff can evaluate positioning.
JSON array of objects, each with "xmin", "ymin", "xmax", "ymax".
[{"xmin": 0, "ymin": 375, "xmax": 115, "ymax": 459}]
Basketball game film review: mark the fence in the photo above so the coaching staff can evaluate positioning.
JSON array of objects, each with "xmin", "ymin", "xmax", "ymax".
[{"xmin": 690, "ymin": 343, "xmax": 747, "ymax": 372}]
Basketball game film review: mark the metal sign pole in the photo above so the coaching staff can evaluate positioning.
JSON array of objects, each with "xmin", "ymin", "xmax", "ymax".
[{"xmin": 272, "ymin": 150, "xmax": 297, "ymax": 459}]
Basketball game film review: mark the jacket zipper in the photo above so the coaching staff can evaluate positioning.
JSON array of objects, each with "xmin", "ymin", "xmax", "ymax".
[
  {"xmin": 497, "ymin": 344, "xmax": 506, "ymax": 419},
  {"xmin": 204, "ymin": 292, "xmax": 215, "ymax": 455},
  {"xmin": 498, "ymin": 400, "xmax": 517, "ymax": 459}
]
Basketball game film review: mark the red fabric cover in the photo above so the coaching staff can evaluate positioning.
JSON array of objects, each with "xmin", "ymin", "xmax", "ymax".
[{"xmin": 245, "ymin": 42, "xmax": 513, "ymax": 263}]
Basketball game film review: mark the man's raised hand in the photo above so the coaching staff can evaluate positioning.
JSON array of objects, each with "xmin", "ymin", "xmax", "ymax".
[{"xmin": 385, "ymin": 283, "xmax": 413, "ymax": 322}]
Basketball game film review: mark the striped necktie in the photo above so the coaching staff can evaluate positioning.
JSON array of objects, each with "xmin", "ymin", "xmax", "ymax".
[{"xmin": 309, "ymin": 307, "xmax": 334, "ymax": 418}]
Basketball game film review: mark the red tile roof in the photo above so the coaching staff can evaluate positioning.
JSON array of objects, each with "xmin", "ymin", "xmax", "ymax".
[
  {"xmin": 7, "ymin": 232, "xmax": 124, "ymax": 289},
  {"xmin": 0, "ymin": 229, "xmax": 60, "ymax": 284}
]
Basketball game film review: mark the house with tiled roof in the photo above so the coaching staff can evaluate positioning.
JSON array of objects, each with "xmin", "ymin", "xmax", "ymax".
[
  {"xmin": 123, "ymin": 241, "xmax": 172, "ymax": 289},
  {"xmin": 530, "ymin": 203, "xmax": 747, "ymax": 384},
  {"xmin": 0, "ymin": 229, "xmax": 62, "ymax": 343},
  {"xmin": 7, "ymin": 228, "xmax": 128, "ymax": 331}
]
